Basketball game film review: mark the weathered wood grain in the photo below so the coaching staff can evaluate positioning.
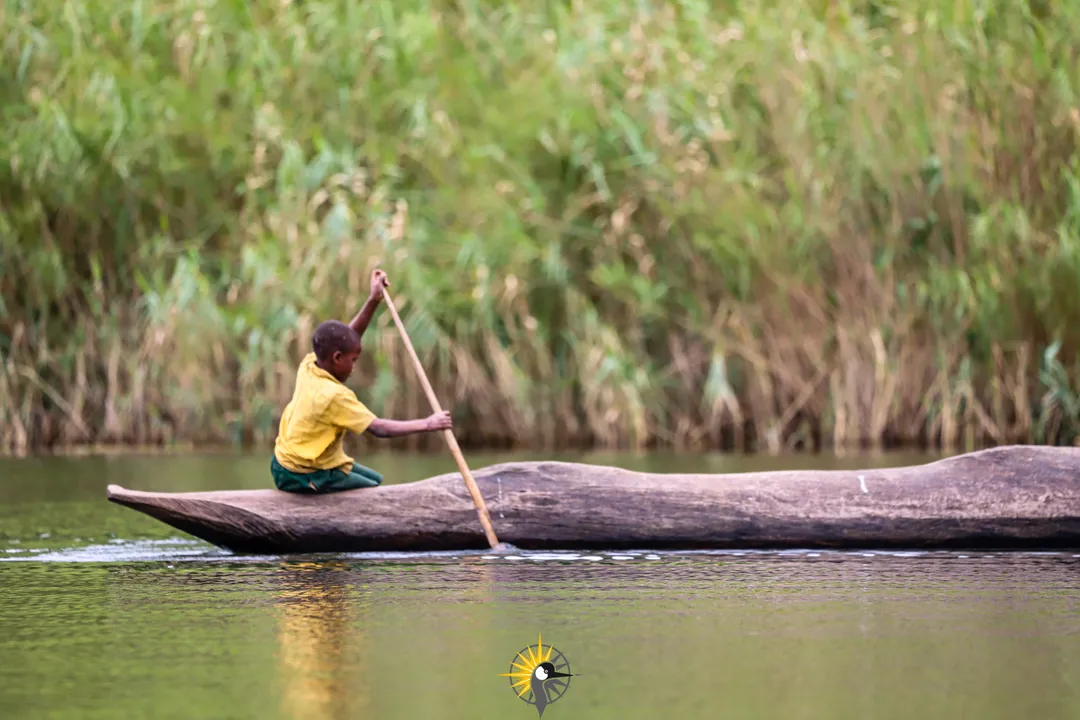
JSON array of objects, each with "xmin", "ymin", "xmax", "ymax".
[{"xmin": 106, "ymin": 445, "xmax": 1080, "ymax": 553}]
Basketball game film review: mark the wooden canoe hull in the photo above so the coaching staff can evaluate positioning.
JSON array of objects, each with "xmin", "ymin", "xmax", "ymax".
[{"xmin": 105, "ymin": 445, "xmax": 1080, "ymax": 554}]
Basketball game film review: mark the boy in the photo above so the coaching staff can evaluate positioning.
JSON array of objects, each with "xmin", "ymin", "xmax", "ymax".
[{"xmin": 271, "ymin": 269, "xmax": 452, "ymax": 493}]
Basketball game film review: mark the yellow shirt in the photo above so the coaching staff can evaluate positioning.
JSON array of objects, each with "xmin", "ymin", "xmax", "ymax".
[{"xmin": 274, "ymin": 353, "xmax": 376, "ymax": 473}]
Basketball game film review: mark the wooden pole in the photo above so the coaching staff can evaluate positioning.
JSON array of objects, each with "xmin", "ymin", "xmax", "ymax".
[{"xmin": 381, "ymin": 291, "xmax": 502, "ymax": 549}]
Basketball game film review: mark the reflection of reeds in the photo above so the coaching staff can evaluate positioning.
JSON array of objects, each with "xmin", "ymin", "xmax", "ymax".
[{"xmin": 4, "ymin": 2, "xmax": 1080, "ymax": 454}]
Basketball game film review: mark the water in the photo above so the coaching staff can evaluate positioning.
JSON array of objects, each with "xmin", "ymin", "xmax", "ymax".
[{"xmin": 1, "ymin": 450, "xmax": 1079, "ymax": 719}]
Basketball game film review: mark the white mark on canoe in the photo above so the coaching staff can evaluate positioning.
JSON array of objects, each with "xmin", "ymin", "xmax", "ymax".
[
  {"xmin": 858, "ymin": 474, "xmax": 868, "ymax": 494},
  {"xmin": 610, "ymin": 555, "xmax": 635, "ymax": 560},
  {"xmin": 496, "ymin": 476, "xmax": 504, "ymax": 519}
]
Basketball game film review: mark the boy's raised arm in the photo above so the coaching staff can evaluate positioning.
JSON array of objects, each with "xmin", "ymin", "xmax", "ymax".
[{"xmin": 348, "ymin": 269, "xmax": 389, "ymax": 340}]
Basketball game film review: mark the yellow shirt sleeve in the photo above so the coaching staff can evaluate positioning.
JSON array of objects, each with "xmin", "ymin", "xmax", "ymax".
[{"xmin": 326, "ymin": 388, "xmax": 377, "ymax": 435}]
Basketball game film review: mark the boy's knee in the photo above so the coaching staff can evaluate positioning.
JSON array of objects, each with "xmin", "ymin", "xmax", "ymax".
[{"xmin": 349, "ymin": 464, "xmax": 383, "ymax": 486}]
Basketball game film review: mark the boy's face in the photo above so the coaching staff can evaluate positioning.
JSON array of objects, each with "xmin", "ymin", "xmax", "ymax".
[{"xmin": 327, "ymin": 345, "xmax": 362, "ymax": 383}]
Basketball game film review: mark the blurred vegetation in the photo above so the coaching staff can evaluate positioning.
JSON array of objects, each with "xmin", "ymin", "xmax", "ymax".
[{"xmin": 3, "ymin": 0, "xmax": 1080, "ymax": 455}]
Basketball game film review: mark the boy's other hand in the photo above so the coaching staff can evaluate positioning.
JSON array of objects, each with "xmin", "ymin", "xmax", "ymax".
[
  {"xmin": 425, "ymin": 410, "xmax": 453, "ymax": 431},
  {"xmin": 370, "ymin": 269, "xmax": 389, "ymax": 300}
]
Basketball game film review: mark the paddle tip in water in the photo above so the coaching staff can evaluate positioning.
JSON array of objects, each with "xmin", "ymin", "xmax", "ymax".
[{"xmin": 490, "ymin": 542, "xmax": 519, "ymax": 554}]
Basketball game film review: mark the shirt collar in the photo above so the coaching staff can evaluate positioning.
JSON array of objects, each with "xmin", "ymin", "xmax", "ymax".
[{"xmin": 303, "ymin": 352, "xmax": 343, "ymax": 385}]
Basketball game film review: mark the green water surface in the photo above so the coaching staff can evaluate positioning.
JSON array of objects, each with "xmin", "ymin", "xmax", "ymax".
[{"xmin": 1, "ymin": 450, "xmax": 1078, "ymax": 719}]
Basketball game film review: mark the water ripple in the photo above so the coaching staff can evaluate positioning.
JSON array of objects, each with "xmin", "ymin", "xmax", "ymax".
[{"xmin": 3, "ymin": 538, "xmax": 1080, "ymax": 569}]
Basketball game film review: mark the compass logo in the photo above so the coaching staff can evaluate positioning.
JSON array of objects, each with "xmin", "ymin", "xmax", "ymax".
[{"xmin": 499, "ymin": 635, "xmax": 574, "ymax": 717}]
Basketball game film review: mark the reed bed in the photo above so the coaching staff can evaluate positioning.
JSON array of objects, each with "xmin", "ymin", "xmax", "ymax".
[{"xmin": 3, "ymin": 0, "xmax": 1080, "ymax": 455}]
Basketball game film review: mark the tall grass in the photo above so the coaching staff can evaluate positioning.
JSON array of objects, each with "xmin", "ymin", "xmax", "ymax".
[{"xmin": 3, "ymin": 0, "xmax": 1080, "ymax": 455}]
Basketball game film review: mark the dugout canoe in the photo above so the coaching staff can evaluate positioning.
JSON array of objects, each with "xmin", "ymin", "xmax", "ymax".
[{"xmin": 105, "ymin": 445, "xmax": 1080, "ymax": 554}]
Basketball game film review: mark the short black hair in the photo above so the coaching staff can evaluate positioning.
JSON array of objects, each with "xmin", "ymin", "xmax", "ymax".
[{"xmin": 312, "ymin": 320, "xmax": 361, "ymax": 361}]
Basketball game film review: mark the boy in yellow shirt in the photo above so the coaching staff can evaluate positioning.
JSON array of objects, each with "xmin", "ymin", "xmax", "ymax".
[{"xmin": 271, "ymin": 269, "xmax": 453, "ymax": 493}]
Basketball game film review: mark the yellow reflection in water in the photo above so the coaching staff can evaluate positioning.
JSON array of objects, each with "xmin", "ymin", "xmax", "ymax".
[{"xmin": 275, "ymin": 562, "xmax": 364, "ymax": 720}]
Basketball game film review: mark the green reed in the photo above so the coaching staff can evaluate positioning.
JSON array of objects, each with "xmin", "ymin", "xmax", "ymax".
[{"xmin": 3, "ymin": 0, "xmax": 1080, "ymax": 454}]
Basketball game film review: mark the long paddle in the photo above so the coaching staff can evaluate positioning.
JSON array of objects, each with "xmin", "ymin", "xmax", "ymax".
[{"xmin": 381, "ymin": 290, "xmax": 503, "ymax": 550}]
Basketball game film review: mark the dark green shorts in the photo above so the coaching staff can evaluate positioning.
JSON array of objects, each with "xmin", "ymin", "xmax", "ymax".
[{"xmin": 271, "ymin": 456, "xmax": 383, "ymax": 494}]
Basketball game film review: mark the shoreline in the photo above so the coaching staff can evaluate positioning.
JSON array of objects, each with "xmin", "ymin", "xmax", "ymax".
[{"xmin": 0, "ymin": 438, "xmax": 1039, "ymax": 461}]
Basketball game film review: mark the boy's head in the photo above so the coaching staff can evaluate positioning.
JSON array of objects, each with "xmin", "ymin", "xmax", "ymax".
[{"xmin": 312, "ymin": 320, "xmax": 362, "ymax": 382}]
